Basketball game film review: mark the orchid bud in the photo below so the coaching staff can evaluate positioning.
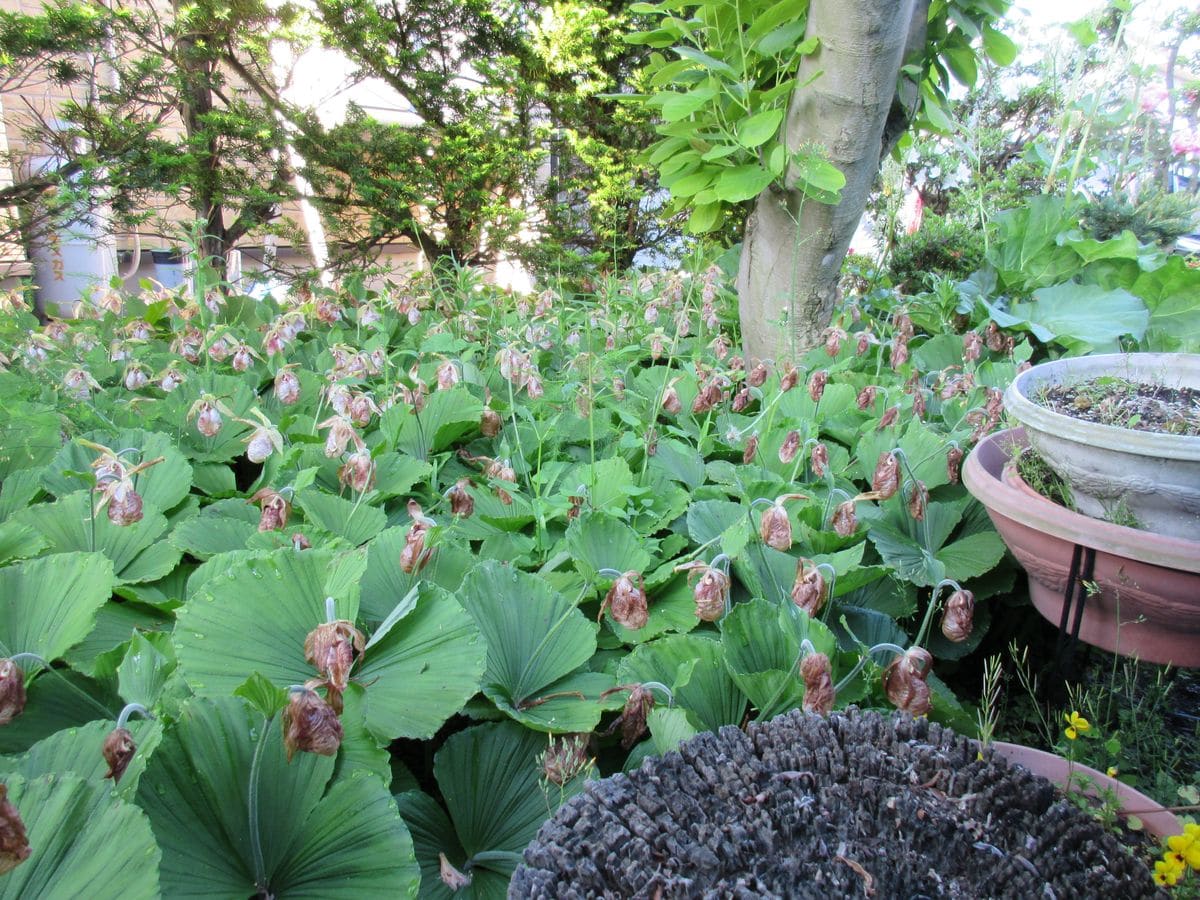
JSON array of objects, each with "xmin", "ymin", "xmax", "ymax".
[
  {"xmin": 602, "ymin": 571, "xmax": 648, "ymax": 630},
  {"xmin": 208, "ymin": 337, "xmax": 230, "ymax": 363},
  {"xmin": 102, "ymin": 726, "xmax": 136, "ymax": 782},
  {"xmin": 251, "ymin": 489, "xmax": 291, "ymax": 532},
  {"xmin": 907, "ymin": 480, "xmax": 928, "ymax": 521},
  {"xmin": 688, "ymin": 566, "xmax": 729, "ymax": 622},
  {"xmin": 759, "ymin": 502, "xmax": 792, "ymax": 551},
  {"xmin": 810, "ymin": 442, "xmax": 829, "ymax": 478},
  {"xmin": 160, "ymin": 368, "xmax": 184, "ymax": 393},
  {"xmin": 618, "ymin": 685, "xmax": 654, "ymax": 749},
  {"xmin": 0, "ymin": 785, "xmax": 30, "ymax": 875},
  {"xmin": 338, "ymin": 449, "xmax": 376, "ymax": 494},
  {"xmin": 231, "ymin": 344, "xmax": 254, "ymax": 372},
  {"xmin": 831, "ymin": 500, "xmax": 858, "ymax": 537},
  {"xmin": 731, "ymin": 387, "xmax": 752, "ymax": 413},
  {"xmin": 0, "ymin": 660, "xmax": 25, "ymax": 725},
  {"xmin": 327, "ymin": 384, "xmax": 352, "ymax": 416},
  {"xmin": 963, "ymin": 332, "xmax": 982, "ymax": 362},
  {"xmin": 274, "ymin": 369, "xmax": 301, "ymax": 405},
  {"xmin": 485, "ymin": 458, "xmax": 517, "ymax": 505},
  {"xmin": 856, "ymin": 332, "xmax": 872, "ymax": 356},
  {"xmin": 778, "ymin": 365, "xmax": 799, "ymax": 392},
  {"xmin": 480, "ymin": 407, "xmax": 502, "ymax": 437},
  {"xmin": 541, "ymin": 733, "xmax": 591, "ymax": 784},
  {"xmin": 946, "ymin": 447, "xmax": 964, "ymax": 484},
  {"xmin": 856, "ymin": 385, "xmax": 877, "ymax": 411},
  {"xmin": 742, "ymin": 435, "xmax": 759, "ymax": 465},
  {"xmin": 778, "ymin": 430, "xmax": 801, "ymax": 464},
  {"xmin": 747, "ymin": 362, "xmax": 768, "ymax": 387},
  {"xmin": 790, "ymin": 559, "xmax": 827, "ymax": 616},
  {"xmin": 890, "ymin": 336, "xmax": 909, "ymax": 370},
  {"xmin": 245, "ymin": 427, "xmax": 278, "ymax": 464},
  {"xmin": 315, "ymin": 298, "xmax": 342, "ymax": 324},
  {"xmin": 611, "ymin": 377, "xmax": 626, "ymax": 402},
  {"xmin": 348, "ymin": 393, "xmax": 378, "ymax": 428},
  {"xmin": 318, "ymin": 416, "xmax": 358, "ymax": 458},
  {"xmin": 448, "ymin": 479, "xmax": 475, "ymax": 517},
  {"xmin": 940, "ymin": 589, "xmax": 975, "ymax": 643},
  {"xmin": 107, "ymin": 482, "xmax": 144, "ymax": 526},
  {"xmin": 436, "ymin": 360, "xmax": 460, "ymax": 391},
  {"xmin": 693, "ymin": 380, "xmax": 724, "ymax": 415},
  {"xmin": 400, "ymin": 501, "xmax": 433, "ymax": 573},
  {"xmin": 808, "ymin": 369, "xmax": 828, "ymax": 403},
  {"xmin": 650, "ymin": 334, "xmax": 664, "ymax": 360},
  {"xmin": 877, "ymin": 405, "xmax": 899, "ymax": 430},
  {"xmin": 305, "ymin": 619, "xmax": 365, "ymax": 710},
  {"xmin": 883, "ymin": 647, "xmax": 933, "ymax": 717},
  {"xmin": 824, "ymin": 327, "xmax": 845, "ymax": 357},
  {"xmin": 282, "ymin": 689, "xmax": 343, "ymax": 762},
  {"xmin": 195, "ymin": 402, "xmax": 222, "ymax": 438},
  {"xmin": 894, "ymin": 312, "xmax": 914, "ymax": 338},
  {"xmin": 872, "ymin": 452, "xmax": 899, "ymax": 500},
  {"xmin": 800, "ymin": 653, "xmax": 835, "ymax": 715},
  {"xmin": 124, "ymin": 365, "xmax": 149, "ymax": 391},
  {"xmin": 661, "ymin": 386, "xmax": 681, "ymax": 415}
]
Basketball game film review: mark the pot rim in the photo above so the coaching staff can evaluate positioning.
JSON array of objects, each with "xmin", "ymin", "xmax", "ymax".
[
  {"xmin": 1004, "ymin": 352, "xmax": 1200, "ymax": 461},
  {"xmin": 963, "ymin": 428, "xmax": 1200, "ymax": 572}
]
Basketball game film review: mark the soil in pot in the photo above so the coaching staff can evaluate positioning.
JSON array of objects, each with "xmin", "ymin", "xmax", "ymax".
[
  {"xmin": 1037, "ymin": 377, "xmax": 1200, "ymax": 437},
  {"xmin": 512, "ymin": 709, "xmax": 1164, "ymax": 899}
]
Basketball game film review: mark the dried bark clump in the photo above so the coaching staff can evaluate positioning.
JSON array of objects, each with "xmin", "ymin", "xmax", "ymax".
[{"xmin": 511, "ymin": 709, "xmax": 1162, "ymax": 899}]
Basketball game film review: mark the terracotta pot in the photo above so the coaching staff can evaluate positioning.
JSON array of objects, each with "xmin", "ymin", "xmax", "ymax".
[
  {"xmin": 964, "ymin": 428, "xmax": 1200, "ymax": 667},
  {"xmin": 992, "ymin": 741, "xmax": 1181, "ymax": 841}
]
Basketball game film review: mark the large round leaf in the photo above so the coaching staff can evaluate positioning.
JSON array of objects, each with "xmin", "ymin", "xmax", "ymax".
[
  {"xmin": 174, "ymin": 547, "xmax": 364, "ymax": 697},
  {"xmin": 43, "ymin": 428, "xmax": 193, "ymax": 510},
  {"xmin": 458, "ymin": 561, "xmax": 611, "ymax": 733},
  {"xmin": 359, "ymin": 525, "xmax": 475, "ymax": 623},
  {"xmin": 0, "ymin": 552, "xmax": 114, "ymax": 660},
  {"xmin": 0, "ymin": 670, "xmax": 122, "ymax": 755},
  {"xmin": 137, "ymin": 696, "xmax": 418, "ymax": 898},
  {"xmin": 617, "ymin": 634, "xmax": 746, "ymax": 734},
  {"xmin": 0, "ymin": 773, "xmax": 161, "ymax": 899},
  {"xmin": 396, "ymin": 721, "xmax": 590, "ymax": 898}
]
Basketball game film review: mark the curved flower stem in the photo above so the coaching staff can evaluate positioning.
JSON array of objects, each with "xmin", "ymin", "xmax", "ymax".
[
  {"xmin": 914, "ymin": 578, "xmax": 963, "ymax": 648},
  {"xmin": 833, "ymin": 642, "xmax": 909, "ymax": 693},
  {"xmin": 815, "ymin": 564, "xmax": 838, "ymax": 625},
  {"xmin": 325, "ymin": 596, "xmax": 337, "ymax": 622},
  {"xmin": 9, "ymin": 652, "xmax": 114, "ymax": 719},
  {"xmin": 640, "ymin": 681, "xmax": 675, "ymax": 707},
  {"xmin": 821, "ymin": 486, "xmax": 852, "ymax": 530},
  {"xmin": 248, "ymin": 714, "xmax": 274, "ymax": 893},
  {"xmin": 116, "ymin": 702, "xmax": 154, "ymax": 729},
  {"xmin": 890, "ymin": 448, "xmax": 931, "ymax": 551}
]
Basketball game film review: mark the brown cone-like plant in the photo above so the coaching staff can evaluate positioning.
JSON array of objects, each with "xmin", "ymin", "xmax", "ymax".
[
  {"xmin": 883, "ymin": 648, "xmax": 933, "ymax": 717},
  {"xmin": 778, "ymin": 430, "xmax": 801, "ymax": 464},
  {"xmin": 250, "ymin": 489, "xmax": 291, "ymax": 532},
  {"xmin": 800, "ymin": 653, "xmax": 835, "ymax": 715},
  {"xmin": 102, "ymin": 727, "xmax": 136, "ymax": 782},
  {"xmin": 282, "ymin": 689, "xmax": 343, "ymax": 762},
  {"xmin": 0, "ymin": 784, "xmax": 30, "ymax": 875},
  {"xmin": 448, "ymin": 479, "xmax": 475, "ymax": 517},
  {"xmin": 304, "ymin": 620, "xmax": 365, "ymax": 709},
  {"xmin": 742, "ymin": 435, "xmax": 759, "ymax": 465},
  {"xmin": 759, "ymin": 502, "xmax": 792, "ymax": 551},
  {"xmin": 790, "ymin": 559, "xmax": 827, "ymax": 616},
  {"xmin": 946, "ymin": 446, "xmax": 964, "ymax": 485},
  {"xmin": 808, "ymin": 369, "xmax": 828, "ymax": 403},
  {"xmin": 907, "ymin": 480, "xmax": 928, "ymax": 522},
  {"xmin": 872, "ymin": 452, "xmax": 900, "ymax": 499},
  {"xmin": 940, "ymin": 589, "xmax": 976, "ymax": 643},
  {"xmin": 985, "ymin": 321, "xmax": 1006, "ymax": 352},
  {"xmin": 601, "ymin": 571, "xmax": 648, "ymax": 630},
  {"xmin": 831, "ymin": 500, "xmax": 858, "ymax": 538},
  {"xmin": 400, "ymin": 500, "xmax": 434, "ymax": 573},
  {"xmin": 0, "ymin": 660, "xmax": 24, "ymax": 725}
]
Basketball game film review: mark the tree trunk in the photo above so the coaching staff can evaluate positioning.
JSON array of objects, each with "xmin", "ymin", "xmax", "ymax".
[{"xmin": 737, "ymin": 0, "xmax": 922, "ymax": 364}]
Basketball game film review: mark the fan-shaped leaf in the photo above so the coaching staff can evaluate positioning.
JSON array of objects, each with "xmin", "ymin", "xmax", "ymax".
[
  {"xmin": 43, "ymin": 429, "xmax": 192, "ymax": 510},
  {"xmin": 566, "ymin": 511, "xmax": 652, "ymax": 578},
  {"xmin": 295, "ymin": 489, "xmax": 386, "ymax": 546},
  {"xmin": 617, "ymin": 634, "xmax": 746, "ymax": 733},
  {"xmin": 0, "ymin": 552, "xmax": 114, "ymax": 660},
  {"xmin": 359, "ymin": 525, "xmax": 475, "ymax": 623},
  {"xmin": 170, "ymin": 515, "xmax": 258, "ymax": 560}
]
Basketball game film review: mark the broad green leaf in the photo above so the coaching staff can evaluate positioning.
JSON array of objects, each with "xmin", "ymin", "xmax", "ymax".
[
  {"xmin": 117, "ymin": 631, "xmax": 177, "ymax": 708},
  {"xmin": 867, "ymin": 522, "xmax": 945, "ymax": 588},
  {"xmin": 566, "ymin": 511, "xmax": 652, "ymax": 579},
  {"xmin": 383, "ymin": 387, "xmax": 482, "ymax": 459},
  {"xmin": 659, "ymin": 86, "xmax": 717, "ymax": 121},
  {"xmin": 174, "ymin": 548, "xmax": 363, "ymax": 697},
  {"xmin": 356, "ymin": 583, "xmax": 485, "ymax": 741},
  {"xmin": 0, "ymin": 403, "xmax": 59, "ymax": 479},
  {"xmin": 565, "ymin": 456, "xmax": 638, "ymax": 512},
  {"xmin": 43, "ymin": 429, "xmax": 192, "ymax": 509},
  {"xmin": 64, "ymin": 600, "xmax": 172, "ymax": 676},
  {"xmin": 713, "ymin": 164, "xmax": 773, "ymax": 202},
  {"xmin": 332, "ymin": 684, "xmax": 390, "ymax": 783},
  {"xmin": 359, "ymin": 525, "xmax": 475, "ymax": 623},
  {"xmin": 170, "ymin": 514, "xmax": 258, "ymax": 559},
  {"xmin": 646, "ymin": 706, "xmax": 698, "ymax": 755},
  {"xmin": 736, "ymin": 109, "xmax": 783, "ymax": 148},
  {"xmin": 0, "ymin": 669, "xmax": 121, "ymax": 755},
  {"xmin": 295, "ymin": 489, "xmax": 386, "ymax": 546},
  {"xmin": 0, "ymin": 552, "xmax": 114, "ymax": 660},
  {"xmin": 490, "ymin": 670, "xmax": 617, "ymax": 733},
  {"xmin": 0, "ymin": 467, "xmax": 45, "ymax": 520},
  {"xmin": 618, "ymin": 634, "xmax": 745, "ymax": 733},
  {"xmin": 1010, "ymin": 282, "xmax": 1148, "ymax": 353},
  {"xmin": 936, "ymin": 531, "xmax": 1007, "ymax": 582},
  {"xmin": 165, "ymin": 372, "xmax": 257, "ymax": 463},
  {"xmin": 0, "ymin": 522, "xmax": 47, "ymax": 565},
  {"xmin": 0, "ymin": 774, "xmax": 161, "ymax": 900},
  {"xmin": 792, "ymin": 152, "xmax": 845, "ymax": 199},
  {"xmin": 982, "ymin": 24, "xmax": 1017, "ymax": 65},
  {"xmin": 137, "ymin": 697, "xmax": 418, "ymax": 898}
]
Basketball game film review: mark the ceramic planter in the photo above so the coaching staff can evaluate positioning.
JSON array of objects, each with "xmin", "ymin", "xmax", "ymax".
[
  {"xmin": 964, "ymin": 429, "xmax": 1200, "ymax": 667},
  {"xmin": 992, "ymin": 741, "xmax": 1181, "ymax": 840},
  {"xmin": 1002, "ymin": 352, "xmax": 1200, "ymax": 541}
]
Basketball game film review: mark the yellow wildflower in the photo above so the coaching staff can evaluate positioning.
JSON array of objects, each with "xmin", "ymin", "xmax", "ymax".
[
  {"xmin": 1063, "ymin": 711, "xmax": 1090, "ymax": 741},
  {"xmin": 1155, "ymin": 855, "xmax": 1185, "ymax": 887},
  {"xmin": 1168, "ymin": 829, "xmax": 1200, "ymax": 869},
  {"xmin": 1106, "ymin": 766, "xmax": 1118, "ymax": 778}
]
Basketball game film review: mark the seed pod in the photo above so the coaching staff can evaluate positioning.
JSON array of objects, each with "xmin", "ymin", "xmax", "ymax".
[
  {"xmin": 946, "ymin": 447, "xmax": 964, "ymax": 485},
  {"xmin": 759, "ymin": 502, "xmax": 792, "ymax": 551},
  {"xmin": 102, "ymin": 726, "xmax": 136, "ymax": 782},
  {"xmin": 0, "ymin": 660, "xmax": 25, "ymax": 725},
  {"xmin": 883, "ymin": 647, "xmax": 933, "ymax": 717},
  {"xmin": 274, "ymin": 368, "xmax": 301, "ymax": 405},
  {"xmin": 808, "ymin": 369, "xmax": 828, "ymax": 403},
  {"xmin": 800, "ymin": 653, "xmax": 835, "ymax": 715},
  {"xmin": 618, "ymin": 685, "xmax": 654, "ymax": 749},
  {"xmin": 282, "ymin": 689, "xmax": 343, "ymax": 762},
  {"xmin": 831, "ymin": 500, "xmax": 858, "ymax": 537},
  {"xmin": 660, "ymin": 385, "xmax": 681, "ymax": 415},
  {"xmin": 400, "ymin": 501, "xmax": 433, "ymax": 573},
  {"xmin": 790, "ymin": 558, "xmax": 827, "ymax": 616},
  {"xmin": 824, "ymin": 327, "xmax": 845, "ymax": 356},
  {"xmin": 0, "ymin": 784, "xmax": 30, "ymax": 875},
  {"xmin": 856, "ymin": 385, "xmax": 876, "ymax": 411},
  {"xmin": 448, "ymin": 479, "xmax": 474, "ymax": 517},
  {"xmin": 338, "ymin": 449, "xmax": 376, "ymax": 494},
  {"xmin": 541, "ymin": 733, "xmax": 591, "ymax": 785},
  {"xmin": 480, "ymin": 407, "xmax": 502, "ymax": 437},
  {"xmin": 907, "ymin": 480, "xmax": 928, "ymax": 521},
  {"xmin": 810, "ymin": 442, "xmax": 829, "ymax": 478},
  {"xmin": 195, "ymin": 402, "xmax": 222, "ymax": 438},
  {"xmin": 104, "ymin": 481, "xmax": 143, "ymax": 526},
  {"xmin": 602, "ymin": 571, "xmax": 648, "ymax": 630},
  {"xmin": 778, "ymin": 365, "xmax": 799, "ymax": 392},
  {"xmin": 731, "ymin": 387, "xmax": 752, "ymax": 413},
  {"xmin": 305, "ymin": 620, "xmax": 365, "ymax": 708},
  {"xmin": 890, "ymin": 336, "xmax": 909, "ymax": 370},
  {"xmin": 877, "ymin": 405, "xmax": 899, "ymax": 430},
  {"xmin": 742, "ymin": 435, "xmax": 759, "ymax": 465},
  {"xmin": 872, "ymin": 452, "xmax": 899, "ymax": 500},
  {"xmin": 940, "ymin": 589, "xmax": 976, "ymax": 643},
  {"xmin": 963, "ymin": 331, "xmax": 983, "ymax": 362},
  {"xmin": 772, "ymin": 430, "xmax": 799, "ymax": 464},
  {"xmin": 251, "ymin": 489, "xmax": 291, "ymax": 532},
  {"xmin": 747, "ymin": 361, "xmax": 769, "ymax": 387},
  {"xmin": 439, "ymin": 854, "xmax": 472, "ymax": 890}
]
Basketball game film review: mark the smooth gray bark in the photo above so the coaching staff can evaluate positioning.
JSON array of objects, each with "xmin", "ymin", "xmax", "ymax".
[{"xmin": 737, "ymin": 0, "xmax": 927, "ymax": 363}]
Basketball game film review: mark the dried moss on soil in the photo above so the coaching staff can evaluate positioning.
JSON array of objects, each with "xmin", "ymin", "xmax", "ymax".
[
  {"xmin": 1039, "ymin": 379, "xmax": 1200, "ymax": 436},
  {"xmin": 513, "ymin": 709, "xmax": 1163, "ymax": 899}
]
